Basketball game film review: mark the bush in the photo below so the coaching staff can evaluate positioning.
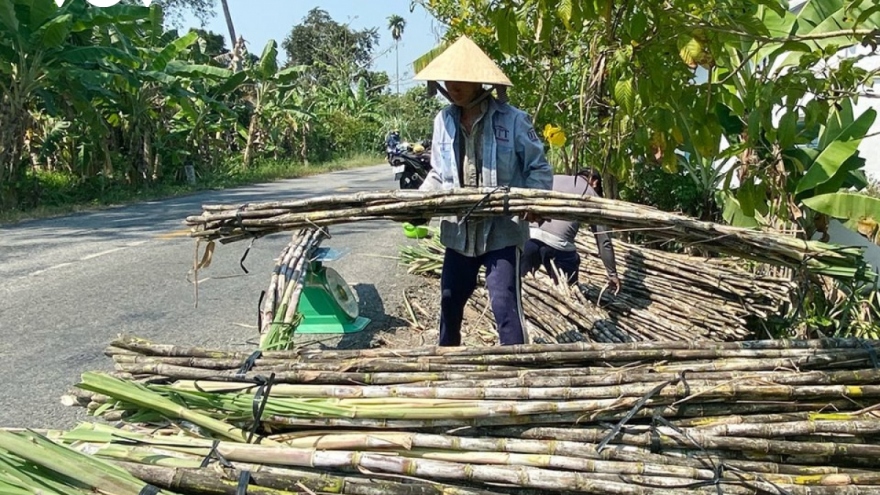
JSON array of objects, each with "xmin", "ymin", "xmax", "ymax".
[{"xmin": 619, "ymin": 160, "xmax": 703, "ymax": 217}]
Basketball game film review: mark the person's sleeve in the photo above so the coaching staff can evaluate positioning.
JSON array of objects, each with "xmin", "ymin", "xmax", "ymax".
[
  {"xmin": 419, "ymin": 113, "xmax": 445, "ymax": 192},
  {"xmin": 514, "ymin": 112, "xmax": 553, "ymax": 191},
  {"xmin": 590, "ymin": 224, "xmax": 618, "ymax": 278},
  {"xmin": 584, "ymin": 188, "xmax": 618, "ymax": 278}
]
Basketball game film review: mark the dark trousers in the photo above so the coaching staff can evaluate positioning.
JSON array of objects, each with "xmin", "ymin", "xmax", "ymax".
[
  {"xmin": 521, "ymin": 239, "xmax": 580, "ymax": 285},
  {"xmin": 439, "ymin": 245, "xmax": 527, "ymax": 346}
]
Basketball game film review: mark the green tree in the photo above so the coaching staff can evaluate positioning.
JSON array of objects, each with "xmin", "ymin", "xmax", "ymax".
[
  {"xmin": 189, "ymin": 28, "xmax": 226, "ymax": 58},
  {"xmin": 281, "ymin": 8, "xmax": 380, "ymax": 85},
  {"xmin": 387, "ymin": 14, "xmax": 407, "ymax": 95}
]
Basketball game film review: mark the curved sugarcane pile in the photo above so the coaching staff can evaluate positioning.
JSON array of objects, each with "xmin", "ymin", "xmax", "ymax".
[
  {"xmin": 183, "ymin": 188, "xmax": 870, "ymax": 280},
  {"xmin": 400, "ymin": 230, "xmax": 795, "ymax": 343},
  {"xmin": 40, "ymin": 334, "xmax": 880, "ymax": 494}
]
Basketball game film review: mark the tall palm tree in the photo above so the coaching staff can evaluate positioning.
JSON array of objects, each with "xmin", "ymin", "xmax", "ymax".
[{"xmin": 387, "ymin": 15, "xmax": 406, "ymax": 95}]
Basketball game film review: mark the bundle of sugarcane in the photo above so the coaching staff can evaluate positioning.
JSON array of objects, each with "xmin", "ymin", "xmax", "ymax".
[
  {"xmin": 21, "ymin": 420, "xmax": 880, "ymax": 495},
  {"xmin": 0, "ymin": 428, "xmax": 180, "ymax": 495},
  {"xmin": 183, "ymin": 188, "xmax": 869, "ymax": 280},
  {"xmin": 68, "ymin": 335, "xmax": 880, "ymax": 424},
  {"xmin": 400, "ymin": 231, "xmax": 794, "ymax": 343},
  {"xmin": 58, "ymin": 336, "xmax": 880, "ymax": 494},
  {"xmin": 259, "ymin": 228, "xmax": 328, "ymax": 350},
  {"xmin": 5, "ymin": 423, "xmax": 550, "ymax": 495}
]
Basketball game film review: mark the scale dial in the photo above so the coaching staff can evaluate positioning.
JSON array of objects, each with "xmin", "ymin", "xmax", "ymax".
[{"xmin": 323, "ymin": 267, "xmax": 359, "ymax": 320}]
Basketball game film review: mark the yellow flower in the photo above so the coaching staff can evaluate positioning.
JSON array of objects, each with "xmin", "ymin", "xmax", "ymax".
[{"xmin": 543, "ymin": 124, "xmax": 567, "ymax": 148}]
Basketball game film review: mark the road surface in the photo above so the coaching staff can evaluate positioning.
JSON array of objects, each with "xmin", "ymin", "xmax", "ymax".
[{"xmin": 0, "ymin": 164, "xmax": 420, "ymax": 429}]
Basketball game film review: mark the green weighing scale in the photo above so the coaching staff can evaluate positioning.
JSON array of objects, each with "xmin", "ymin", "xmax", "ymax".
[{"xmin": 296, "ymin": 246, "xmax": 371, "ymax": 334}]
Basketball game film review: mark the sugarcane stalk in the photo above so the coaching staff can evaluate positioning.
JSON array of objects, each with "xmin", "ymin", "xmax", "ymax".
[
  {"xmin": 167, "ymin": 378, "xmax": 880, "ymax": 402},
  {"xmin": 110, "ymin": 334, "xmax": 878, "ymax": 360},
  {"xmin": 110, "ymin": 355, "xmax": 523, "ymax": 373},
  {"xmin": 0, "ymin": 429, "xmax": 178, "ymax": 495},
  {"xmin": 258, "ymin": 400, "xmax": 855, "ymax": 430},
  {"xmin": 76, "ymin": 372, "xmax": 272, "ymax": 444},
  {"xmin": 498, "ymin": 425, "xmax": 880, "ymax": 459},
  {"xmin": 184, "ymin": 188, "xmax": 869, "ymax": 279}
]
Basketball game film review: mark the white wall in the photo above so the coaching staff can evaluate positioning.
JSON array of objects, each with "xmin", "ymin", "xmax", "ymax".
[{"xmin": 850, "ymin": 47, "xmax": 880, "ymax": 181}]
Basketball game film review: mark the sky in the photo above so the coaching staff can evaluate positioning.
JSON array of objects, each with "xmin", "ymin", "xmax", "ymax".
[{"xmin": 174, "ymin": 0, "xmax": 447, "ymax": 92}]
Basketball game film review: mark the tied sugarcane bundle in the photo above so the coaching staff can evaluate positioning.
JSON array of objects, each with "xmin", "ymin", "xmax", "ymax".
[
  {"xmin": 183, "ymin": 188, "xmax": 870, "ymax": 280},
  {"xmin": 260, "ymin": 228, "xmax": 328, "ymax": 350},
  {"xmin": 30, "ymin": 421, "xmax": 880, "ymax": 495},
  {"xmin": 400, "ymin": 230, "xmax": 795, "ymax": 343},
  {"xmin": 58, "ymin": 335, "xmax": 880, "ymax": 495}
]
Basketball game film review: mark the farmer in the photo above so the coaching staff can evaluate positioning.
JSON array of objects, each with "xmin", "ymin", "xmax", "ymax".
[
  {"xmin": 521, "ymin": 169, "xmax": 621, "ymax": 292},
  {"xmin": 408, "ymin": 35, "xmax": 554, "ymax": 347}
]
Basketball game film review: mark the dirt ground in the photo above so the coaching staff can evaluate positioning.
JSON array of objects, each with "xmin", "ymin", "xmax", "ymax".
[
  {"xmin": 377, "ymin": 277, "xmax": 502, "ymax": 348},
  {"xmin": 288, "ymin": 270, "xmax": 502, "ymax": 352}
]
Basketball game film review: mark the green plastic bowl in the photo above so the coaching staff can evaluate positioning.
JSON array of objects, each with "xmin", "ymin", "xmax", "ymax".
[{"xmin": 402, "ymin": 222, "xmax": 430, "ymax": 239}]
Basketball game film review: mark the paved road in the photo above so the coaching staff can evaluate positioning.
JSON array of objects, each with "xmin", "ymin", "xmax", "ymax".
[{"xmin": 0, "ymin": 164, "xmax": 420, "ymax": 429}]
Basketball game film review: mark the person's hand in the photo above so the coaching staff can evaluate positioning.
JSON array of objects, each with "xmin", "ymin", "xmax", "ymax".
[{"xmin": 607, "ymin": 275, "xmax": 621, "ymax": 295}]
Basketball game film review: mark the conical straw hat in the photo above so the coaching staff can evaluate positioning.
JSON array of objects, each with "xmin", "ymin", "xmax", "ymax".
[{"xmin": 414, "ymin": 36, "xmax": 512, "ymax": 87}]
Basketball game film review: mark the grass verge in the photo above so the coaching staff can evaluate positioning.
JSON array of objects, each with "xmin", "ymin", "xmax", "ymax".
[{"xmin": 0, "ymin": 153, "xmax": 381, "ymax": 226}]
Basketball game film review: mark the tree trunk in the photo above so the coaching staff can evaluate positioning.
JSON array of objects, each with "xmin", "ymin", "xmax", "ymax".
[
  {"xmin": 220, "ymin": 0, "xmax": 237, "ymax": 50},
  {"xmin": 243, "ymin": 114, "xmax": 258, "ymax": 168},
  {"xmin": 144, "ymin": 126, "xmax": 157, "ymax": 181},
  {"xmin": 220, "ymin": 0, "xmax": 243, "ymax": 73},
  {"xmin": 301, "ymin": 130, "xmax": 309, "ymax": 165}
]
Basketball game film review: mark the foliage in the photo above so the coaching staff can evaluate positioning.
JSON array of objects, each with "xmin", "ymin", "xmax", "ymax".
[
  {"xmin": 1, "ymin": 153, "xmax": 379, "ymax": 225},
  {"xmin": 0, "ymin": 1, "xmax": 415, "ymax": 213},
  {"xmin": 380, "ymin": 85, "xmax": 445, "ymax": 144},
  {"xmin": 723, "ymin": 99, "xmax": 879, "ymax": 238},
  {"xmin": 143, "ymin": 0, "xmax": 216, "ymax": 26},
  {"xmin": 411, "ymin": 0, "xmax": 880, "ymax": 337},
  {"xmin": 412, "ymin": 0, "xmax": 880, "ymax": 213},
  {"xmin": 787, "ymin": 277, "xmax": 880, "ymax": 340},
  {"xmin": 619, "ymin": 158, "xmax": 703, "ymax": 218},
  {"xmin": 188, "ymin": 27, "xmax": 226, "ymax": 57},
  {"xmin": 282, "ymin": 8, "xmax": 382, "ymax": 86}
]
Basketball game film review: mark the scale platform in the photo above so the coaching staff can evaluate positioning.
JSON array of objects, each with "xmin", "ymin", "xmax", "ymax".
[{"xmin": 296, "ymin": 247, "xmax": 371, "ymax": 335}]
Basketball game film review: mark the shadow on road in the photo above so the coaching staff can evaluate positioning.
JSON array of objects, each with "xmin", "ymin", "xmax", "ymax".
[{"xmin": 329, "ymin": 283, "xmax": 410, "ymax": 350}]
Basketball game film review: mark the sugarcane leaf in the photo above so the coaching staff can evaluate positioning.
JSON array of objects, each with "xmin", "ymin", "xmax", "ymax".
[{"xmin": 92, "ymin": 401, "xmax": 115, "ymax": 417}]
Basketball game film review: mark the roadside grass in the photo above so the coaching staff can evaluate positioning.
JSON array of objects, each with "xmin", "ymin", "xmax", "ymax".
[{"xmin": 0, "ymin": 153, "xmax": 381, "ymax": 225}]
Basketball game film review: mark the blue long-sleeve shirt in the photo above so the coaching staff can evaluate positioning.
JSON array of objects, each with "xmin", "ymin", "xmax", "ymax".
[{"xmin": 420, "ymin": 97, "xmax": 553, "ymax": 256}]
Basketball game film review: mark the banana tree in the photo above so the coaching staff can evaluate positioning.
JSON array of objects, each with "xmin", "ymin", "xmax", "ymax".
[
  {"xmin": 711, "ymin": 0, "xmax": 880, "ymax": 239},
  {"xmin": 723, "ymin": 99, "xmax": 877, "ymax": 238},
  {"xmin": 240, "ymin": 39, "xmax": 310, "ymax": 167},
  {"xmin": 0, "ymin": 0, "xmax": 109, "ymax": 206}
]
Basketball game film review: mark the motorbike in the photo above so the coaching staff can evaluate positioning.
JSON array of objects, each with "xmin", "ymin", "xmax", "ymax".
[{"xmin": 386, "ymin": 136, "xmax": 432, "ymax": 190}]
